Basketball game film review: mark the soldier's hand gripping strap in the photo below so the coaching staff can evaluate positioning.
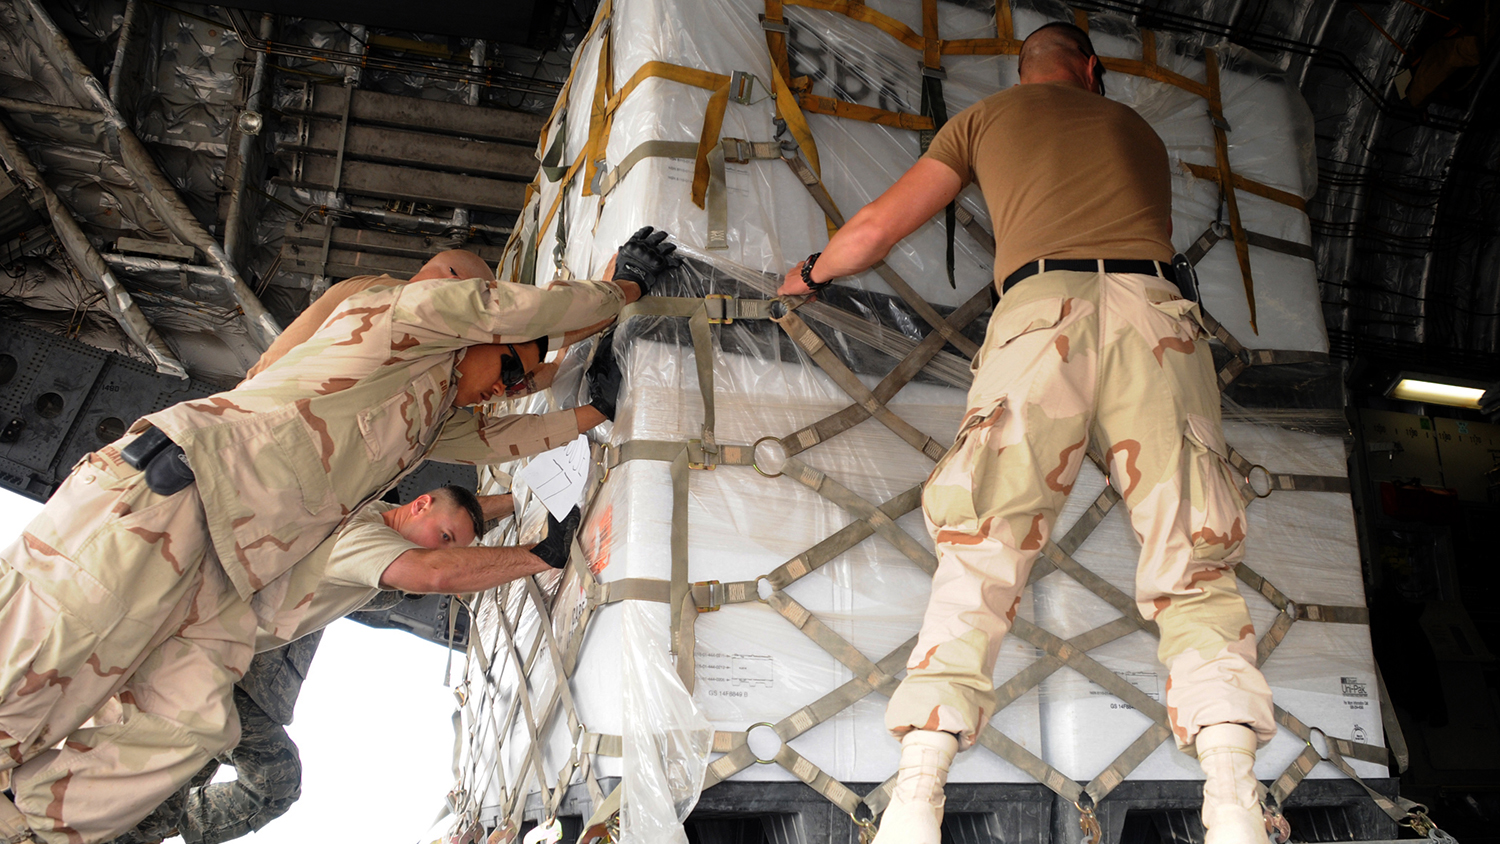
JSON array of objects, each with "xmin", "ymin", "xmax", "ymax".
[
  {"xmin": 587, "ymin": 330, "xmax": 622, "ymax": 422},
  {"xmin": 613, "ymin": 226, "xmax": 683, "ymax": 296},
  {"xmin": 532, "ymin": 506, "xmax": 582, "ymax": 569}
]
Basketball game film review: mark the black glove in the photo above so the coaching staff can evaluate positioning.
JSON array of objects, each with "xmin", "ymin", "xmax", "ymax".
[
  {"xmin": 531, "ymin": 505, "xmax": 581, "ymax": 569},
  {"xmin": 587, "ymin": 329, "xmax": 622, "ymax": 422},
  {"xmin": 612, "ymin": 226, "xmax": 682, "ymax": 295}
]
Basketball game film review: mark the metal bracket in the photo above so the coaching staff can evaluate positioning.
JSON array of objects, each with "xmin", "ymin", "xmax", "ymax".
[
  {"xmin": 704, "ymin": 293, "xmax": 734, "ymax": 324},
  {"xmin": 1210, "ymin": 114, "xmax": 1232, "ymax": 132},
  {"xmin": 730, "ymin": 70, "xmax": 755, "ymax": 105},
  {"xmin": 921, "ymin": 64, "xmax": 948, "ymax": 80},
  {"xmin": 758, "ymin": 14, "xmax": 790, "ymax": 33}
]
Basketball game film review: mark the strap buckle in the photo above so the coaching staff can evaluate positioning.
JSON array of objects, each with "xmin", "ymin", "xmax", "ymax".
[
  {"xmin": 694, "ymin": 579, "xmax": 724, "ymax": 612},
  {"xmin": 720, "ymin": 138, "xmax": 753, "ymax": 165},
  {"xmin": 704, "ymin": 293, "xmax": 734, "ymax": 324},
  {"xmin": 687, "ymin": 439, "xmax": 717, "ymax": 470}
]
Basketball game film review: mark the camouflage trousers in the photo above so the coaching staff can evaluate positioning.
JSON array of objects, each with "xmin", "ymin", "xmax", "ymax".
[
  {"xmin": 0, "ymin": 441, "xmax": 256, "ymax": 844},
  {"xmin": 112, "ymin": 688, "xmax": 302, "ymax": 844},
  {"xmin": 886, "ymin": 268, "xmax": 1276, "ymax": 752}
]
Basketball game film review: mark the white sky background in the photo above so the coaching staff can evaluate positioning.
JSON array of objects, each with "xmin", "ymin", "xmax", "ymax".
[{"xmin": 0, "ymin": 490, "xmax": 464, "ymax": 844}]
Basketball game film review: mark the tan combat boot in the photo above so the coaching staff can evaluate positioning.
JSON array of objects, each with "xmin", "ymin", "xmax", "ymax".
[
  {"xmin": 1198, "ymin": 723, "xmax": 1271, "ymax": 844},
  {"xmin": 872, "ymin": 730, "xmax": 958, "ymax": 844}
]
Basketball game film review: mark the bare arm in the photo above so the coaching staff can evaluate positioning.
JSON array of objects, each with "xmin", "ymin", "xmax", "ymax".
[
  {"xmin": 379, "ymin": 544, "xmax": 550, "ymax": 593},
  {"xmin": 778, "ymin": 158, "xmax": 964, "ymax": 295},
  {"xmin": 478, "ymin": 493, "xmax": 514, "ymax": 521}
]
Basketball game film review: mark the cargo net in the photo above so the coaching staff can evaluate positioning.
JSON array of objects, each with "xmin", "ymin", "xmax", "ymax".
[{"xmin": 445, "ymin": 0, "xmax": 1435, "ymax": 841}]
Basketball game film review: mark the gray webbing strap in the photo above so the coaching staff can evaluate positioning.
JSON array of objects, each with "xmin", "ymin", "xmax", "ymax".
[
  {"xmin": 703, "ymin": 640, "xmax": 911, "ymax": 792},
  {"xmin": 1225, "ymin": 446, "xmax": 1351, "ymax": 496},
  {"xmin": 1040, "ymin": 541, "xmax": 1158, "ymax": 637},
  {"xmin": 670, "ymin": 449, "xmax": 691, "ymax": 688},
  {"xmin": 618, "ymin": 293, "xmax": 776, "ymax": 323},
  {"xmin": 776, "ymin": 311, "xmax": 950, "ymax": 462},
  {"xmin": 780, "ymin": 147, "xmax": 981, "ymax": 357},
  {"xmin": 1184, "ymin": 222, "xmax": 1316, "ymax": 264},
  {"xmin": 541, "ymin": 111, "xmax": 569, "ymax": 183},
  {"xmin": 780, "ymin": 284, "xmax": 992, "ymax": 459},
  {"xmin": 708, "ymin": 138, "xmax": 781, "ymax": 249},
  {"xmin": 1268, "ymin": 709, "xmax": 1414, "ymax": 825},
  {"xmin": 779, "ymin": 456, "xmax": 938, "ymax": 574},
  {"xmin": 766, "ymin": 486, "xmax": 923, "ymax": 590},
  {"xmin": 953, "ymin": 203, "xmax": 996, "ymax": 255},
  {"xmin": 1375, "ymin": 665, "xmax": 1409, "ymax": 773},
  {"xmin": 690, "ymin": 305, "xmax": 717, "ymax": 452},
  {"xmin": 593, "ymin": 139, "xmax": 698, "ymax": 195}
]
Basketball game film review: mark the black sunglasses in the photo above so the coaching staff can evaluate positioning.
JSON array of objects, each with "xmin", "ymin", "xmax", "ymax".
[{"xmin": 499, "ymin": 344, "xmax": 528, "ymax": 390}]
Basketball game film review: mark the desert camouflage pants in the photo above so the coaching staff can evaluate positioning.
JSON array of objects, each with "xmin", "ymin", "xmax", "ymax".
[
  {"xmin": 886, "ymin": 268, "xmax": 1276, "ymax": 751},
  {"xmin": 0, "ymin": 441, "xmax": 256, "ymax": 844},
  {"xmin": 110, "ymin": 687, "xmax": 302, "ymax": 844}
]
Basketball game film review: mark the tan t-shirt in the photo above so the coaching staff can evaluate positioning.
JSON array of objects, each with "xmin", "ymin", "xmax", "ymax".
[
  {"xmin": 923, "ymin": 82, "xmax": 1175, "ymax": 288},
  {"xmin": 254, "ymin": 500, "xmax": 416, "ymax": 651},
  {"xmin": 244, "ymin": 274, "xmax": 403, "ymax": 378}
]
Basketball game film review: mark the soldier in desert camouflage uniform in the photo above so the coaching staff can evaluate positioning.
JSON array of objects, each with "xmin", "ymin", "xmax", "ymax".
[
  {"xmin": 116, "ymin": 481, "xmax": 573, "ymax": 844},
  {"xmin": 780, "ymin": 26, "xmax": 1274, "ymax": 844},
  {"xmin": 0, "ymin": 227, "xmax": 677, "ymax": 844}
]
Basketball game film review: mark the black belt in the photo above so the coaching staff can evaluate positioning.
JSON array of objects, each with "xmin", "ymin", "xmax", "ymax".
[{"xmin": 1002, "ymin": 258, "xmax": 1178, "ymax": 294}]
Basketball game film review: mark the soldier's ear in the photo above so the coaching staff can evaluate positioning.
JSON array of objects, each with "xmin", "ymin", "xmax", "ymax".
[{"xmin": 412, "ymin": 494, "xmax": 434, "ymax": 514}]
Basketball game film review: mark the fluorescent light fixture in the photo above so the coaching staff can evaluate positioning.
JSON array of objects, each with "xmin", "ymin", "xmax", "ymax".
[{"xmin": 1386, "ymin": 373, "xmax": 1487, "ymax": 409}]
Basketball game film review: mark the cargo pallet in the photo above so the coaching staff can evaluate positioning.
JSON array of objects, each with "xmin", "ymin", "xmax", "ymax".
[{"xmin": 517, "ymin": 777, "xmax": 1402, "ymax": 844}]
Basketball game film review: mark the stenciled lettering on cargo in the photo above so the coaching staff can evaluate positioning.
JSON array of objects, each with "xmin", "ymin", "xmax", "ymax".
[{"xmin": 787, "ymin": 22, "xmax": 915, "ymax": 115}]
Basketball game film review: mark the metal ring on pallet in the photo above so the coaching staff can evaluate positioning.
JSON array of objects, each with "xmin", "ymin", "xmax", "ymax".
[
  {"xmin": 752, "ymin": 435, "xmax": 785, "ymax": 478},
  {"xmin": 1245, "ymin": 462, "xmax": 1274, "ymax": 498},
  {"xmin": 746, "ymin": 722, "xmax": 781, "ymax": 764}
]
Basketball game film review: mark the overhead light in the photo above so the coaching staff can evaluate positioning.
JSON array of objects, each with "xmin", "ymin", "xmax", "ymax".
[{"xmin": 1386, "ymin": 373, "xmax": 1487, "ymax": 409}]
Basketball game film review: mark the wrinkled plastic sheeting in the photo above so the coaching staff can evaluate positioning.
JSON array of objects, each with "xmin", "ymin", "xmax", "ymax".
[{"xmin": 618, "ymin": 601, "xmax": 712, "ymax": 844}]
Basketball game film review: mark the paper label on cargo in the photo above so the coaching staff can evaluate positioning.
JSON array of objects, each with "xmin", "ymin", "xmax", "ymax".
[
  {"xmin": 517, "ymin": 436, "xmax": 590, "ymax": 520},
  {"xmin": 1092, "ymin": 670, "xmax": 1161, "ymax": 709},
  {"xmin": 697, "ymin": 650, "xmax": 774, "ymax": 698}
]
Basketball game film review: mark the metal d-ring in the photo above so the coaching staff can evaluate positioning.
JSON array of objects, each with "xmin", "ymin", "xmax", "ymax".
[
  {"xmin": 752, "ymin": 436, "xmax": 785, "ymax": 478},
  {"xmin": 597, "ymin": 442, "xmax": 615, "ymax": 484},
  {"xmin": 1245, "ymin": 462, "xmax": 1273, "ymax": 498},
  {"xmin": 746, "ymin": 722, "xmax": 780, "ymax": 764},
  {"xmin": 755, "ymin": 574, "xmax": 773, "ymax": 603}
]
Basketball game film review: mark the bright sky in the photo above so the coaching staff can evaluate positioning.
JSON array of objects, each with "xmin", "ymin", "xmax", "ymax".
[{"xmin": 0, "ymin": 491, "xmax": 463, "ymax": 844}]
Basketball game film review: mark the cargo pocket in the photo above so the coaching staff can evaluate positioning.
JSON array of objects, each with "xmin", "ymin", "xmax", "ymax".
[
  {"xmin": 974, "ymin": 295, "xmax": 1075, "ymax": 374},
  {"xmin": 1183, "ymin": 414, "xmax": 1247, "ymax": 565}
]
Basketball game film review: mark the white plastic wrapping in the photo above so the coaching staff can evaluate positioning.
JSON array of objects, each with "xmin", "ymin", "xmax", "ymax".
[
  {"xmin": 458, "ymin": 0, "xmax": 1378, "ymax": 833},
  {"xmin": 618, "ymin": 601, "xmax": 713, "ymax": 844}
]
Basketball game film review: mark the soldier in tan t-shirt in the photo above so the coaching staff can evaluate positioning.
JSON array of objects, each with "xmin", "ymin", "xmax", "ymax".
[{"xmin": 779, "ymin": 24, "xmax": 1273, "ymax": 844}]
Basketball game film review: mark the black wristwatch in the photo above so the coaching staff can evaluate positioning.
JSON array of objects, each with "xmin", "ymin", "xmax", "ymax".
[{"xmin": 801, "ymin": 252, "xmax": 831, "ymax": 292}]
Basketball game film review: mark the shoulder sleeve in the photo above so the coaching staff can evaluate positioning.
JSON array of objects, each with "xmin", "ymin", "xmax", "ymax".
[
  {"xmin": 389, "ymin": 277, "xmax": 625, "ymax": 353},
  {"xmin": 921, "ymin": 102, "xmax": 980, "ymax": 189},
  {"xmin": 427, "ymin": 408, "xmax": 579, "ymax": 465},
  {"xmin": 323, "ymin": 506, "xmax": 420, "ymax": 590}
]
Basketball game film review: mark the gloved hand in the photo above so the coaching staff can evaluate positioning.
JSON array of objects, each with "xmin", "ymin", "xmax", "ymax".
[
  {"xmin": 531, "ymin": 505, "xmax": 582, "ymax": 569},
  {"xmin": 612, "ymin": 226, "xmax": 682, "ymax": 295},
  {"xmin": 586, "ymin": 329, "xmax": 622, "ymax": 422}
]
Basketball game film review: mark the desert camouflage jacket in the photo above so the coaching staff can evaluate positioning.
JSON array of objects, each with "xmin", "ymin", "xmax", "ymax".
[{"xmin": 145, "ymin": 275, "xmax": 622, "ymax": 601}]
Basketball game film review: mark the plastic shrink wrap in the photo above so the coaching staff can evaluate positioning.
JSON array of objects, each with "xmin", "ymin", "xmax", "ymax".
[{"xmin": 450, "ymin": 0, "xmax": 1380, "ymax": 835}]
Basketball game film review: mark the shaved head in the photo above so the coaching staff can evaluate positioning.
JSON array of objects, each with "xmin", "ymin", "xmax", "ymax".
[
  {"xmin": 411, "ymin": 249, "xmax": 495, "ymax": 283},
  {"xmin": 1018, "ymin": 23, "xmax": 1104, "ymax": 93}
]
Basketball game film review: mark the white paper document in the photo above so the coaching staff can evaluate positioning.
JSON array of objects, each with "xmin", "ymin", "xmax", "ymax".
[{"xmin": 517, "ymin": 435, "xmax": 591, "ymax": 520}]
